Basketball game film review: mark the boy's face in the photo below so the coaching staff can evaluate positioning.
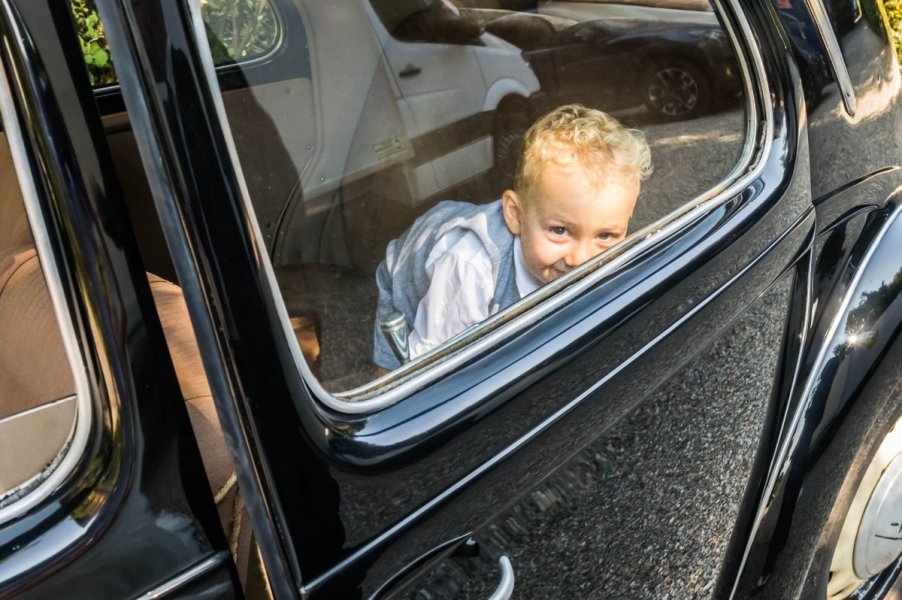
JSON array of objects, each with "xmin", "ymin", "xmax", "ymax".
[{"xmin": 502, "ymin": 160, "xmax": 638, "ymax": 285}]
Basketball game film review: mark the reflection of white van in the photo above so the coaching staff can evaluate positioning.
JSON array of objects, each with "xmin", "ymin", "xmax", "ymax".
[
  {"xmin": 363, "ymin": 0, "xmax": 541, "ymax": 200},
  {"xmin": 241, "ymin": 0, "xmax": 539, "ymax": 269},
  {"xmin": 536, "ymin": 0, "xmax": 719, "ymax": 24}
]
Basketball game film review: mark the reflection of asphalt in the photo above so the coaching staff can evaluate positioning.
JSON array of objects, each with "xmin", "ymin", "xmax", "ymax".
[
  {"xmin": 629, "ymin": 109, "xmax": 746, "ymax": 232},
  {"xmin": 402, "ymin": 276, "xmax": 791, "ymax": 599}
]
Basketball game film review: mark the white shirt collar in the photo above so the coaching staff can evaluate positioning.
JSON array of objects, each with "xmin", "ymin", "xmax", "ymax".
[{"xmin": 513, "ymin": 237, "xmax": 542, "ymax": 297}]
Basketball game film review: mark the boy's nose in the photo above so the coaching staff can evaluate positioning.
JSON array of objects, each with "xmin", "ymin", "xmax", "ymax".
[{"xmin": 565, "ymin": 242, "xmax": 595, "ymax": 267}]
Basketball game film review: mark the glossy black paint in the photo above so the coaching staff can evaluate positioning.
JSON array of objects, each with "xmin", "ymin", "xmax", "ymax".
[
  {"xmin": 0, "ymin": 0, "xmax": 899, "ymax": 597},
  {"xmin": 298, "ymin": 0, "xmax": 813, "ymax": 593},
  {"xmin": 0, "ymin": 0, "xmax": 237, "ymax": 598},
  {"xmin": 733, "ymin": 198, "xmax": 902, "ymax": 597},
  {"xmin": 93, "ymin": 0, "xmax": 339, "ymax": 594}
]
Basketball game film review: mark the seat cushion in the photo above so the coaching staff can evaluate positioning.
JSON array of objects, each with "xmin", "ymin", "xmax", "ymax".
[{"xmin": 0, "ymin": 249, "xmax": 74, "ymax": 417}]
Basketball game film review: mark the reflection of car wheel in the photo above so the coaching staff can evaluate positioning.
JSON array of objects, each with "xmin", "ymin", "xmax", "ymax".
[
  {"xmin": 825, "ymin": 417, "xmax": 902, "ymax": 600},
  {"xmin": 493, "ymin": 105, "xmax": 530, "ymax": 193},
  {"xmin": 643, "ymin": 60, "xmax": 710, "ymax": 120}
]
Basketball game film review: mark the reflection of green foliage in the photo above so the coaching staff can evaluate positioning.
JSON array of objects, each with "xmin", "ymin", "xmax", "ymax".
[
  {"xmin": 201, "ymin": 0, "xmax": 280, "ymax": 66},
  {"xmin": 883, "ymin": 0, "xmax": 902, "ymax": 66},
  {"xmin": 71, "ymin": 0, "xmax": 116, "ymax": 87},
  {"xmin": 71, "ymin": 0, "xmax": 279, "ymax": 88},
  {"xmin": 846, "ymin": 267, "xmax": 902, "ymax": 339}
]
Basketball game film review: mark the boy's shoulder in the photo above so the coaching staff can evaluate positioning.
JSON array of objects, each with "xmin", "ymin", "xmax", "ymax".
[
  {"xmin": 424, "ymin": 199, "xmax": 507, "ymax": 246},
  {"xmin": 387, "ymin": 199, "xmax": 510, "ymax": 268},
  {"xmin": 427, "ymin": 199, "xmax": 502, "ymax": 221}
]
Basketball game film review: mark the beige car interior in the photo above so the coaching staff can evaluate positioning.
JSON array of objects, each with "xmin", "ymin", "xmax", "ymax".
[{"xmin": 0, "ymin": 129, "xmax": 271, "ymax": 595}]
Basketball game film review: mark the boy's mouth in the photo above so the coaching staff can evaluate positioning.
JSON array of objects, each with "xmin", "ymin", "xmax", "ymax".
[{"xmin": 548, "ymin": 267, "xmax": 568, "ymax": 280}]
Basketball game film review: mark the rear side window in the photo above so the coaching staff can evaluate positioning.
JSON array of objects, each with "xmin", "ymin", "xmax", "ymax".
[{"xmin": 199, "ymin": 0, "xmax": 750, "ymax": 403}]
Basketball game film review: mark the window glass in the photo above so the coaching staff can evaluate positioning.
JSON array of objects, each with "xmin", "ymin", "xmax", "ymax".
[
  {"xmin": 72, "ymin": 0, "xmax": 281, "ymax": 87},
  {"xmin": 0, "ymin": 128, "xmax": 79, "ymax": 506},
  {"xmin": 204, "ymin": 0, "xmax": 748, "ymax": 396}
]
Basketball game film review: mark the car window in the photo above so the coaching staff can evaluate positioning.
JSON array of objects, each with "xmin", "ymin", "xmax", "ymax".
[
  {"xmin": 71, "ymin": 0, "xmax": 281, "ymax": 87},
  {"xmin": 197, "ymin": 0, "xmax": 750, "ymax": 403},
  {"xmin": 0, "ymin": 122, "xmax": 90, "ymax": 519}
]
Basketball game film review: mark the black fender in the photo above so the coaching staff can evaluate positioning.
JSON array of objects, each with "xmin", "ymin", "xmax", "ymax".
[{"xmin": 731, "ymin": 186, "xmax": 902, "ymax": 597}]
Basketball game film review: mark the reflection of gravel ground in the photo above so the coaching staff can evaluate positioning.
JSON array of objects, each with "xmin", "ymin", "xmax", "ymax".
[
  {"xmin": 403, "ymin": 275, "xmax": 791, "ymax": 600},
  {"xmin": 631, "ymin": 109, "xmax": 746, "ymax": 232}
]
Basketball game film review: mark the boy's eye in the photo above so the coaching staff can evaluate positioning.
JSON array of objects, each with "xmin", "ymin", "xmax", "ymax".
[
  {"xmin": 597, "ymin": 232, "xmax": 617, "ymax": 240},
  {"xmin": 550, "ymin": 226, "xmax": 568, "ymax": 236}
]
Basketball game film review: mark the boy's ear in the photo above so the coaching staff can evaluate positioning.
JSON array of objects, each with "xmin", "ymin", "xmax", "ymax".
[{"xmin": 502, "ymin": 190, "xmax": 523, "ymax": 236}]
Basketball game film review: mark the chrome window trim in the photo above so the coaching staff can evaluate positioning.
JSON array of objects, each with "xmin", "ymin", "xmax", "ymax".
[
  {"xmin": 801, "ymin": 0, "xmax": 857, "ymax": 115},
  {"xmin": 202, "ymin": 0, "xmax": 773, "ymax": 413},
  {"xmin": 0, "ymin": 56, "xmax": 93, "ymax": 521}
]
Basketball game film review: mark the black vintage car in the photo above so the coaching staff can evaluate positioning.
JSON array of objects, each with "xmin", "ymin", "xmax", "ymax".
[{"xmin": 0, "ymin": 0, "xmax": 900, "ymax": 598}]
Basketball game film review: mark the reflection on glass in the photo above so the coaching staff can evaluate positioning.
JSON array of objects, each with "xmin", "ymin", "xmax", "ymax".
[{"xmin": 209, "ymin": 0, "xmax": 747, "ymax": 393}]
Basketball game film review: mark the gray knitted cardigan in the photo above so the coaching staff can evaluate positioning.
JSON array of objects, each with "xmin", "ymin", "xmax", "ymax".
[{"xmin": 373, "ymin": 199, "xmax": 519, "ymax": 369}]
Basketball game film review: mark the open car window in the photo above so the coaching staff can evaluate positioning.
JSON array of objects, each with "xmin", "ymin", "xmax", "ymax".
[{"xmin": 193, "ymin": 0, "xmax": 752, "ymax": 406}]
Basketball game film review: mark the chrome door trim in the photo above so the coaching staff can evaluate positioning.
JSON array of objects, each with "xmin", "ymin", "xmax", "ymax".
[
  {"xmin": 133, "ymin": 551, "xmax": 231, "ymax": 600},
  {"xmin": 801, "ymin": 0, "xmax": 858, "ymax": 116},
  {"xmin": 488, "ymin": 556, "xmax": 515, "ymax": 600}
]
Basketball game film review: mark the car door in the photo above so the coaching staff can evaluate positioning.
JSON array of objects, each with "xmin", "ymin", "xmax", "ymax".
[
  {"xmin": 92, "ymin": 0, "xmax": 827, "ymax": 598},
  {"xmin": 0, "ymin": 1, "xmax": 239, "ymax": 598}
]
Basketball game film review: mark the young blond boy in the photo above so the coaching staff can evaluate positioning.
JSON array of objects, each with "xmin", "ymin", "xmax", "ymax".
[{"xmin": 373, "ymin": 104, "xmax": 652, "ymax": 369}]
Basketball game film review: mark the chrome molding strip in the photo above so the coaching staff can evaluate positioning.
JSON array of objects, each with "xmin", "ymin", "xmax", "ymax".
[
  {"xmin": 0, "ymin": 13, "xmax": 93, "ymax": 524},
  {"xmin": 324, "ymin": 0, "xmax": 773, "ymax": 411},
  {"xmin": 802, "ymin": 0, "xmax": 857, "ymax": 115},
  {"xmin": 728, "ymin": 203, "xmax": 902, "ymax": 597},
  {"xmin": 178, "ymin": 3, "xmax": 298, "ymax": 597},
  {"xmin": 133, "ymin": 551, "xmax": 230, "ymax": 599}
]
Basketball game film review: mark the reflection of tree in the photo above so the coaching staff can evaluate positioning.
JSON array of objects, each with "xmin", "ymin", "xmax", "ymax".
[
  {"xmin": 73, "ymin": 0, "xmax": 280, "ymax": 88},
  {"xmin": 846, "ymin": 266, "xmax": 902, "ymax": 340},
  {"xmin": 201, "ymin": 0, "xmax": 279, "ymax": 65},
  {"xmin": 885, "ymin": 0, "xmax": 902, "ymax": 64}
]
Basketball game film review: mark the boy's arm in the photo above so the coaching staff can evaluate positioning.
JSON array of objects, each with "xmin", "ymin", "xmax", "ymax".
[{"xmin": 408, "ymin": 251, "xmax": 494, "ymax": 360}]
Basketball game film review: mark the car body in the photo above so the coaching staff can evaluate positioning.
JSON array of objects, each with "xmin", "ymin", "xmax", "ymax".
[{"xmin": 0, "ymin": 1, "xmax": 900, "ymax": 600}]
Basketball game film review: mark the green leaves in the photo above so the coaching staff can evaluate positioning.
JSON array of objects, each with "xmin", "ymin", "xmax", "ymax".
[
  {"xmin": 71, "ymin": 0, "xmax": 116, "ymax": 87},
  {"xmin": 69, "ymin": 0, "xmax": 279, "ymax": 88},
  {"xmin": 884, "ymin": 0, "xmax": 902, "ymax": 67}
]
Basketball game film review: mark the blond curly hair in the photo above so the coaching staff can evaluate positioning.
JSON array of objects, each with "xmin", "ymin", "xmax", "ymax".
[{"xmin": 515, "ymin": 104, "xmax": 653, "ymax": 196}]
